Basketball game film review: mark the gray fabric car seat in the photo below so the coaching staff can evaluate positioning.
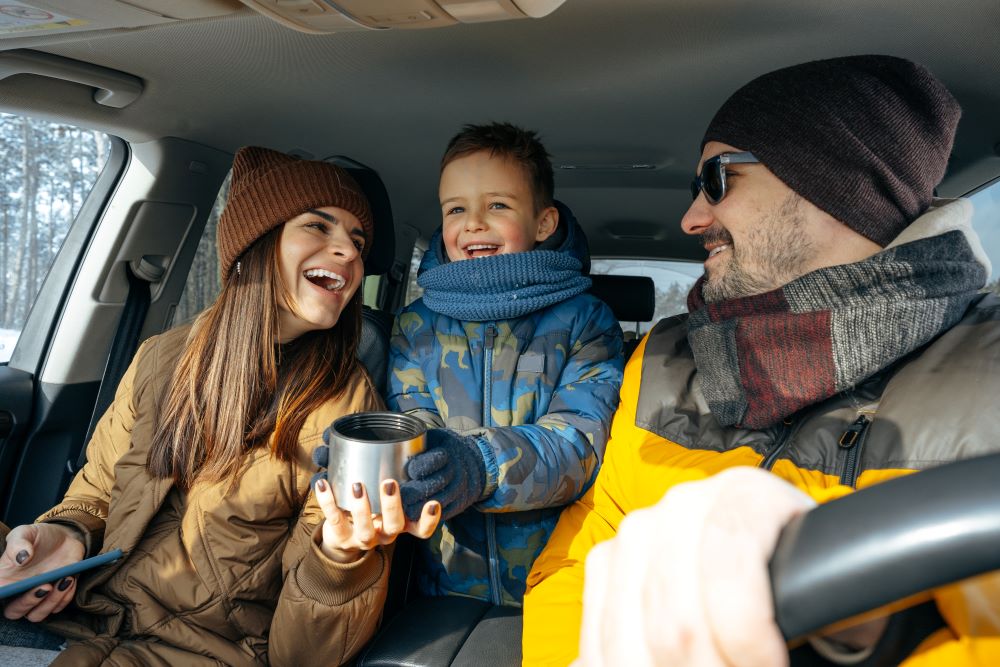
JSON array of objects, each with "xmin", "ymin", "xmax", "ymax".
[
  {"xmin": 359, "ymin": 306, "xmax": 393, "ymax": 397},
  {"xmin": 330, "ymin": 156, "xmax": 395, "ymax": 398}
]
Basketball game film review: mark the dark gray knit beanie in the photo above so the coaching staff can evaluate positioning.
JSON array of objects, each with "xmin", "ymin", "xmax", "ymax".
[{"xmin": 702, "ymin": 55, "xmax": 961, "ymax": 246}]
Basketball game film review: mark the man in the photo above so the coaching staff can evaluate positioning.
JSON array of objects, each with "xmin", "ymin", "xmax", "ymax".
[{"xmin": 522, "ymin": 55, "xmax": 1000, "ymax": 666}]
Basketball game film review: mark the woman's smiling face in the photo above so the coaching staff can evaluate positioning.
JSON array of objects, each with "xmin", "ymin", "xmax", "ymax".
[{"xmin": 275, "ymin": 206, "xmax": 366, "ymax": 342}]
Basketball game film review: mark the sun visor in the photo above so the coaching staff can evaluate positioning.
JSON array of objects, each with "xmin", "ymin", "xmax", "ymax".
[
  {"xmin": 0, "ymin": 1, "xmax": 242, "ymax": 44},
  {"xmin": 237, "ymin": 0, "xmax": 567, "ymax": 33}
]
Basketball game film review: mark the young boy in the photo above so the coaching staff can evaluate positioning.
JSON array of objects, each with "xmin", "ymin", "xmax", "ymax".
[{"xmin": 388, "ymin": 122, "xmax": 624, "ymax": 606}]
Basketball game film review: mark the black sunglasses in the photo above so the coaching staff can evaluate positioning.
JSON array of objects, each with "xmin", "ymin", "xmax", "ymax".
[{"xmin": 690, "ymin": 152, "xmax": 759, "ymax": 204}]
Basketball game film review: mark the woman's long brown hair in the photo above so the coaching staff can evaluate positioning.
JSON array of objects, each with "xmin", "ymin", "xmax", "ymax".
[{"xmin": 147, "ymin": 227, "xmax": 362, "ymax": 488}]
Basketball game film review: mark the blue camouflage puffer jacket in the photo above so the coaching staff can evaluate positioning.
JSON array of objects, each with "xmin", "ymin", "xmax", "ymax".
[{"xmin": 388, "ymin": 210, "xmax": 624, "ymax": 606}]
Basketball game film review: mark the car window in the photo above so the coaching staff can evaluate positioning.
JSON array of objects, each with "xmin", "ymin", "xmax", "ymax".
[
  {"xmin": 400, "ymin": 183, "xmax": 1000, "ymax": 335},
  {"xmin": 590, "ymin": 258, "xmax": 702, "ymax": 334},
  {"xmin": 591, "ymin": 184, "xmax": 1000, "ymax": 335},
  {"xmin": 969, "ymin": 179, "xmax": 1000, "ymax": 295},
  {"xmin": 174, "ymin": 174, "xmax": 229, "ymax": 325},
  {"xmin": 0, "ymin": 112, "xmax": 111, "ymax": 364},
  {"xmin": 402, "ymin": 242, "xmax": 429, "ymax": 309}
]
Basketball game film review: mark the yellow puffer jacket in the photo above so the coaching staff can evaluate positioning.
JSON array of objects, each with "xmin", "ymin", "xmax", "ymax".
[
  {"xmin": 523, "ymin": 296, "xmax": 1000, "ymax": 666},
  {"xmin": 34, "ymin": 324, "xmax": 386, "ymax": 666}
]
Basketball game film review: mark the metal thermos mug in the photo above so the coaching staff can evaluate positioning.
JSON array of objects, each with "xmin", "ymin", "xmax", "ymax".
[{"xmin": 325, "ymin": 411, "xmax": 426, "ymax": 514}]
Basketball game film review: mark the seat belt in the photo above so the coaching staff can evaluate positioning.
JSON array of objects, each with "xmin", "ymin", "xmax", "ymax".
[{"xmin": 70, "ymin": 258, "xmax": 163, "ymax": 473}]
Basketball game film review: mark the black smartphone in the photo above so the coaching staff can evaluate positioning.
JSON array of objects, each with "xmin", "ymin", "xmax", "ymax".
[{"xmin": 0, "ymin": 549, "xmax": 124, "ymax": 600}]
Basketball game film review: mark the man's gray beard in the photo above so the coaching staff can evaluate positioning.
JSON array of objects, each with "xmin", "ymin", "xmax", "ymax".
[{"xmin": 702, "ymin": 193, "xmax": 814, "ymax": 304}]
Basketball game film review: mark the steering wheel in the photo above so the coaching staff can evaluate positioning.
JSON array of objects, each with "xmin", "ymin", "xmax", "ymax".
[{"xmin": 770, "ymin": 452, "xmax": 1000, "ymax": 641}]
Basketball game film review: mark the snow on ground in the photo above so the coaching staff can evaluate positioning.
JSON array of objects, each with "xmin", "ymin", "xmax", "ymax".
[{"xmin": 0, "ymin": 328, "xmax": 20, "ymax": 363}]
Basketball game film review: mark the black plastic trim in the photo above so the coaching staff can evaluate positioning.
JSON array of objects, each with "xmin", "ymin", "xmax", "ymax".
[
  {"xmin": 0, "ymin": 411, "xmax": 12, "ymax": 439},
  {"xmin": 2, "ymin": 380, "xmax": 99, "ymax": 525},
  {"xmin": 0, "ymin": 366, "xmax": 34, "ymax": 504}
]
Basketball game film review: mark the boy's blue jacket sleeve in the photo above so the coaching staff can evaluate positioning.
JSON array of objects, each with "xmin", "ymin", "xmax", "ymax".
[
  {"xmin": 384, "ymin": 309, "xmax": 446, "ymax": 429},
  {"xmin": 387, "ymin": 295, "xmax": 624, "ymax": 513}
]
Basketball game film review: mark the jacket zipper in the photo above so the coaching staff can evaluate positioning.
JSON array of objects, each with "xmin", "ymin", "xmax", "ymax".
[
  {"xmin": 838, "ymin": 414, "xmax": 872, "ymax": 488},
  {"xmin": 482, "ymin": 323, "xmax": 502, "ymax": 606},
  {"xmin": 759, "ymin": 418, "xmax": 795, "ymax": 471}
]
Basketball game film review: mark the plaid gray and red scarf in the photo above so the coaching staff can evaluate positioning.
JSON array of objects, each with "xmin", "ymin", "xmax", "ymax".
[{"xmin": 686, "ymin": 200, "xmax": 989, "ymax": 429}]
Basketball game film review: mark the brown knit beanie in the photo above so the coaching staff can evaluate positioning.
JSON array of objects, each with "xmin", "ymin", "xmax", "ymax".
[
  {"xmin": 217, "ymin": 146, "xmax": 373, "ymax": 278},
  {"xmin": 702, "ymin": 55, "xmax": 961, "ymax": 246}
]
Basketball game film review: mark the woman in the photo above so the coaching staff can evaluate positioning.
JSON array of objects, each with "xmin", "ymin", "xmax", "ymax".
[{"xmin": 0, "ymin": 146, "xmax": 439, "ymax": 665}]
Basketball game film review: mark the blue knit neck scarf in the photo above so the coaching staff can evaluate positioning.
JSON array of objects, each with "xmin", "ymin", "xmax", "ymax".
[{"xmin": 418, "ymin": 250, "xmax": 591, "ymax": 321}]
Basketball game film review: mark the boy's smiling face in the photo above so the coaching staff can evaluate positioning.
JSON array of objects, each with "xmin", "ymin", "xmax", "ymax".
[{"xmin": 439, "ymin": 150, "xmax": 558, "ymax": 262}]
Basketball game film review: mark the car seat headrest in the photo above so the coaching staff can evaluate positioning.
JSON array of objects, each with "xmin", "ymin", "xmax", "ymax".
[
  {"xmin": 589, "ymin": 274, "xmax": 656, "ymax": 322},
  {"xmin": 327, "ymin": 156, "xmax": 395, "ymax": 276}
]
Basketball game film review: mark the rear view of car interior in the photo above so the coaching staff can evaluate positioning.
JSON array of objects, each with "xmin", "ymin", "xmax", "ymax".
[{"xmin": 0, "ymin": 0, "xmax": 999, "ymax": 664}]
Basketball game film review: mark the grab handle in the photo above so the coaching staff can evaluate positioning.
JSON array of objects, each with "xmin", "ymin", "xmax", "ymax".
[{"xmin": 0, "ymin": 49, "xmax": 142, "ymax": 108}]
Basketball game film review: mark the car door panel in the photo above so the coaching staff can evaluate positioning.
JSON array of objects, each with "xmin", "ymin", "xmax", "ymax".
[{"xmin": 0, "ymin": 137, "xmax": 231, "ymax": 527}]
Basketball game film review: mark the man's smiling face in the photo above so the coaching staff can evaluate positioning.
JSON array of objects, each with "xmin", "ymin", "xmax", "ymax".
[{"xmin": 681, "ymin": 141, "xmax": 881, "ymax": 303}]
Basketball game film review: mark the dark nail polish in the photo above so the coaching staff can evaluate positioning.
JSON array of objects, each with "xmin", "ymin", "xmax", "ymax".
[
  {"xmin": 316, "ymin": 478, "xmax": 327, "ymax": 492},
  {"xmin": 428, "ymin": 503, "xmax": 440, "ymax": 516},
  {"xmin": 383, "ymin": 480, "xmax": 396, "ymax": 496},
  {"xmin": 34, "ymin": 588, "xmax": 48, "ymax": 598},
  {"xmin": 57, "ymin": 577, "xmax": 73, "ymax": 591},
  {"xmin": 15, "ymin": 550, "xmax": 29, "ymax": 565},
  {"xmin": 352, "ymin": 482, "xmax": 363, "ymax": 499}
]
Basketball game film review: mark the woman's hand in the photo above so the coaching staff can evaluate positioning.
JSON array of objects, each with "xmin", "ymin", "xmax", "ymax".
[
  {"xmin": 313, "ymin": 477, "xmax": 441, "ymax": 564},
  {"xmin": 1, "ymin": 523, "xmax": 86, "ymax": 621}
]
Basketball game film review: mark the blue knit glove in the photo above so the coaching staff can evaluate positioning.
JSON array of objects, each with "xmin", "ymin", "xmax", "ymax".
[
  {"xmin": 400, "ymin": 429, "xmax": 487, "ymax": 521},
  {"xmin": 311, "ymin": 450, "xmax": 328, "ymax": 490},
  {"xmin": 309, "ymin": 427, "xmax": 336, "ymax": 491}
]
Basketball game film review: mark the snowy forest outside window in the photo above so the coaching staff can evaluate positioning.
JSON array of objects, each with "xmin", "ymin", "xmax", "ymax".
[
  {"xmin": 174, "ymin": 173, "xmax": 230, "ymax": 326},
  {"xmin": 0, "ymin": 112, "xmax": 110, "ymax": 364}
]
